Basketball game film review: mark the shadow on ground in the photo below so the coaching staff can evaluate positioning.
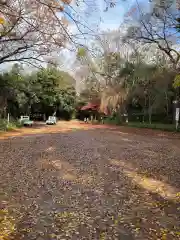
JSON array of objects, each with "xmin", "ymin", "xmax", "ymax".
[{"xmin": 0, "ymin": 122, "xmax": 180, "ymax": 239}]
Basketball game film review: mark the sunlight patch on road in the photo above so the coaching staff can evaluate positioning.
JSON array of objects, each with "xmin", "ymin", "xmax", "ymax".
[
  {"xmin": 0, "ymin": 208, "xmax": 16, "ymax": 240},
  {"xmin": 39, "ymin": 158, "xmax": 95, "ymax": 186},
  {"xmin": 121, "ymin": 137, "xmax": 133, "ymax": 142},
  {"xmin": 109, "ymin": 159, "xmax": 180, "ymax": 202},
  {"xmin": 0, "ymin": 121, "xmax": 111, "ymax": 140},
  {"xmin": 51, "ymin": 160, "xmax": 94, "ymax": 185},
  {"xmin": 105, "ymin": 130, "xmax": 129, "ymax": 135},
  {"xmin": 45, "ymin": 146, "xmax": 55, "ymax": 152},
  {"xmin": 62, "ymin": 173, "xmax": 77, "ymax": 181}
]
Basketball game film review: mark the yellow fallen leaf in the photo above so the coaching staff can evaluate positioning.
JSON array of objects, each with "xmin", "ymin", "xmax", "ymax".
[
  {"xmin": 0, "ymin": 17, "xmax": 5, "ymax": 24},
  {"xmin": 114, "ymin": 219, "xmax": 118, "ymax": 225},
  {"xmin": 161, "ymin": 233, "xmax": 167, "ymax": 240},
  {"xmin": 176, "ymin": 192, "xmax": 180, "ymax": 197},
  {"xmin": 135, "ymin": 227, "xmax": 140, "ymax": 233}
]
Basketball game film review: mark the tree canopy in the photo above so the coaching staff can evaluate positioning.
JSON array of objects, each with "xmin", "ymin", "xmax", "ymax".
[
  {"xmin": 0, "ymin": 63, "xmax": 76, "ymax": 119},
  {"xmin": 0, "ymin": 0, "xmax": 179, "ymax": 126},
  {"xmin": 76, "ymin": 28, "xmax": 178, "ymax": 124}
]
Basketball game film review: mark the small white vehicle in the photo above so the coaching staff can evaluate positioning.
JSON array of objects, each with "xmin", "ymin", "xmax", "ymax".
[
  {"xmin": 19, "ymin": 116, "xmax": 34, "ymax": 126},
  {"xmin": 46, "ymin": 116, "xmax": 57, "ymax": 125}
]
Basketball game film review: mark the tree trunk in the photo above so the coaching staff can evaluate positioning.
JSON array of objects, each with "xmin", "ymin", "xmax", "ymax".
[
  {"xmin": 143, "ymin": 97, "xmax": 147, "ymax": 123},
  {"xmin": 165, "ymin": 91, "xmax": 169, "ymax": 117},
  {"xmin": 116, "ymin": 106, "xmax": 122, "ymax": 123},
  {"xmin": 2, "ymin": 98, "xmax": 7, "ymax": 119},
  {"xmin": 148, "ymin": 95, "xmax": 152, "ymax": 124},
  {"xmin": 90, "ymin": 115, "xmax": 93, "ymax": 122},
  {"xmin": 148, "ymin": 110, "xmax": 152, "ymax": 125}
]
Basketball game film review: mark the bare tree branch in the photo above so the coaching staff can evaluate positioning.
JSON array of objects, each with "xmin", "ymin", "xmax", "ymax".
[{"xmin": 124, "ymin": 0, "xmax": 180, "ymax": 68}]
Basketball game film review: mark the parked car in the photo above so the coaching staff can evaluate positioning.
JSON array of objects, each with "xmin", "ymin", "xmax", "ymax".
[
  {"xmin": 46, "ymin": 116, "xmax": 57, "ymax": 125},
  {"xmin": 19, "ymin": 116, "xmax": 34, "ymax": 126}
]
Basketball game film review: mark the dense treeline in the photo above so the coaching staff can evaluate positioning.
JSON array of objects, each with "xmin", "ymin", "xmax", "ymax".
[
  {"xmin": 77, "ymin": 50, "xmax": 179, "ymax": 125},
  {"xmin": 0, "ymin": 0, "xmax": 179, "ymax": 130},
  {"xmin": 76, "ymin": 1, "xmax": 180, "ymax": 126},
  {"xmin": 0, "ymin": 64, "xmax": 76, "ymax": 121}
]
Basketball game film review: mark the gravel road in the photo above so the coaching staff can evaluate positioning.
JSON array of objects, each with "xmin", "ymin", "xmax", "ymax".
[{"xmin": 0, "ymin": 121, "xmax": 180, "ymax": 240}]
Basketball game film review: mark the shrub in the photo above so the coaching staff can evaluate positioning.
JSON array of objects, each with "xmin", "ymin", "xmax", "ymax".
[
  {"xmin": 103, "ymin": 114, "xmax": 122, "ymax": 125},
  {"xmin": 0, "ymin": 119, "xmax": 8, "ymax": 131},
  {"xmin": 0, "ymin": 119, "xmax": 22, "ymax": 132},
  {"xmin": 124, "ymin": 122, "xmax": 179, "ymax": 132}
]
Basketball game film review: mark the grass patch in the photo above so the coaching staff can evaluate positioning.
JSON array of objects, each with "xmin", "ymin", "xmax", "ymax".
[
  {"xmin": 0, "ymin": 119, "xmax": 8, "ymax": 131},
  {"xmin": 100, "ymin": 117, "xmax": 179, "ymax": 132},
  {"xmin": 123, "ymin": 122, "xmax": 180, "ymax": 132},
  {"xmin": 103, "ymin": 116, "xmax": 122, "ymax": 125},
  {"xmin": 0, "ymin": 119, "xmax": 22, "ymax": 132}
]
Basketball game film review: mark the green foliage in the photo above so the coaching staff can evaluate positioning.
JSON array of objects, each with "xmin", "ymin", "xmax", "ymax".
[
  {"xmin": 0, "ymin": 64, "xmax": 76, "ymax": 121},
  {"xmin": 103, "ymin": 116, "xmax": 121, "ymax": 125},
  {"xmin": 0, "ymin": 120, "xmax": 8, "ymax": 131},
  {"xmin": 102, "ymin": 111, "xmax": 123, "ymax": 125},
  {"xmin": 173, "ymin": 74, "xmax": 180, "ymax": 88},
  {"xmin": 77, "ymin": 47, "xmax": 87, "ymax": 58},
  {"xmin": 0, "ymin": 119, "xmax": 22, "ymax": 132},
  {"xmin": 6, "ymin": 121, "xmax": 22, "ymax": 131},
  {"xmin": 78, "ymin": 45, "xmax": 177, "ymax": 125},
  {"xmin": 124, "ymin": 122, "xmax": 179, "ymax": 132},
  {"xmin": 176, "ymin": 18, "xmax": 180, "ymax": 32}
]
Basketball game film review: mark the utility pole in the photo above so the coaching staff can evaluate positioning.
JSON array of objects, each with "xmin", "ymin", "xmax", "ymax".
[
  {"xmin": 173, "ymin": 100, "xmax": 180, "ymax": 130},
  {"xmin": 7, "ymin": 113, "xmax": 10, "ymax": 123}
]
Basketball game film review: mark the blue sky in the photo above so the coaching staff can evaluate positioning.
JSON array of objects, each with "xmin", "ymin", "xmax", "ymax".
[
  {"xmin": 64, "ymin": 0, "xmax": 137, "ymax": 34},
  {"xmin": 1, "ymin": 0, "xmax": 178, "ymax": 72},
  {"xmin": 64, "ymin": 0, "xmax": 179, "ymax": 34},
  {"xmin": 98, "ymin": 0, "xmax": 136, "ymax": 30},
  {"xmin": 60, "ymin": 0, "xmax": 179, "ymax": 73},
  {"xmin": 1, "ymin": 0, "xmax": 138, "ymax": 72},
  {"xmin": 58, "ymin": 0, "xmax": 139, "ymax": 72}
]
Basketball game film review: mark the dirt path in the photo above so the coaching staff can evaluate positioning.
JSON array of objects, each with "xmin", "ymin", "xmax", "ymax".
[{"xmin": 0, "ymin": 121, "xmax": 180, "ymax": 240}]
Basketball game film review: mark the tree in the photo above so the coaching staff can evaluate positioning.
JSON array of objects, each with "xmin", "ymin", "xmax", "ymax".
[
  {"xmin": 76, "ymin": 33, "xmax": 134, "ymax": 117},
  {"xmin": 28, "ymin": 66, "xmax": 76, "ymax": 116},
  {"xmin": 75, "ymin": 23, "xmax": 179, "ymax": 124},
  {"xmin": 177, "ymin": 18, "xmax": 180, "ymax": 31},
  {"xmin": 0, "ymin": 0, "xmax": 74, "ymax": 66},
  {"xmin": 173, "ymin": 74, "xmax": 180, "ymax": 88},
  {"xmin": 0, "ymin": 63, "xmax": 25, "ymax": 117},
  {"xmin": 0, "ymin": 0, "xmax": 127, "ymax": 66},
  {"xmin": 0, "ymin": 63, "xmax": 76, "ymax": 119},
  {"xmin": 124, "ymin": 1, "xmax": 180, "ymax": 69}
]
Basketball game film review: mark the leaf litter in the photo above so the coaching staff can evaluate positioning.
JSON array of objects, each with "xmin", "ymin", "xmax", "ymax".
[{"xmin": 0, "ymin": 121, "xmax": 179, "ymax": 239}]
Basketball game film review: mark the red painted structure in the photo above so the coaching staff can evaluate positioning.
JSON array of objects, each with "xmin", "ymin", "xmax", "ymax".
[
  {"xmin": 81, "ymin": 103, "xmax": 99, "ymax": 111},
  {"xmin": 81, "ymin": 103, "xmax": 108, "ymax": 115}
]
